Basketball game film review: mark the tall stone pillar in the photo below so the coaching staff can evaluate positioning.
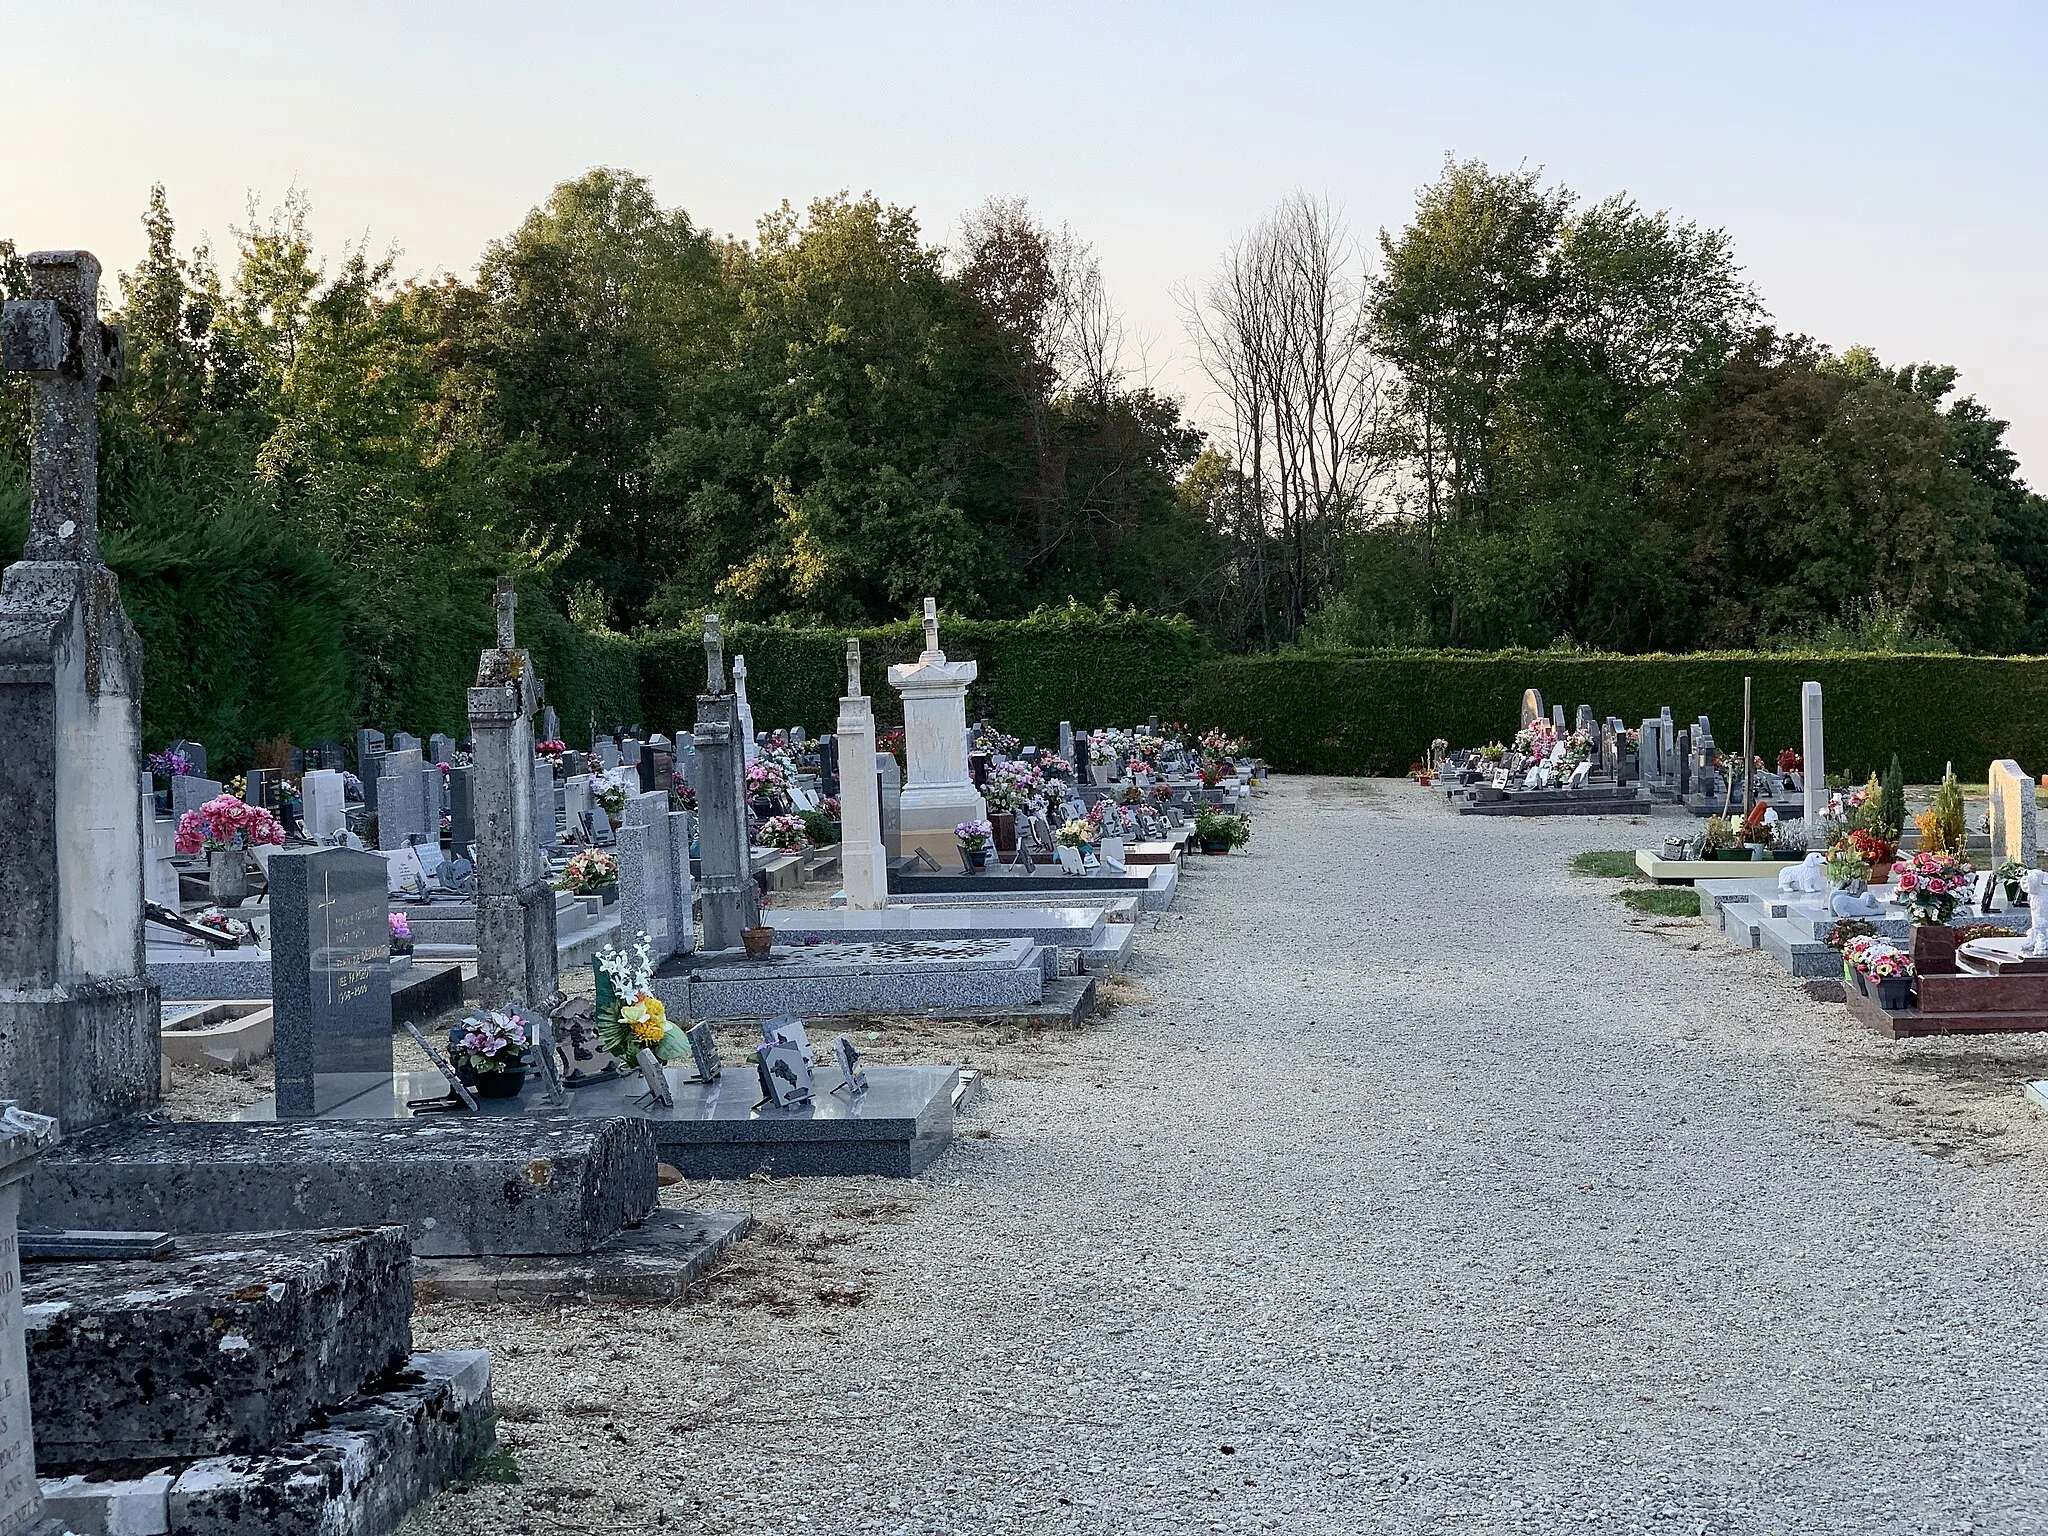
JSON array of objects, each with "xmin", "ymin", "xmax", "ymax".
[
  {"xmin": 693, "ymin": 616, "xmax": 759, "ymax": 951},
  {"xmin": 0, "ymin": 251, "xmax": 159, "ymax": 1130},
  {"xmin": 887, "ymin": 598, "xmax": 986, "ymax": 864},
  {"xmin": 835, "ymin": 640, "xmax": 889, "ymax": 908},
  {"xmin": 1801, "ymin": 681, "xmax": 1826, "ymax": 847},
  {"xmin": 468, "ymin": 578, "xmax": 558, "ymax": 1007},
  {"xmin": 0, "ymin": 1102, "xmax": 58, "ymax": 1535}
]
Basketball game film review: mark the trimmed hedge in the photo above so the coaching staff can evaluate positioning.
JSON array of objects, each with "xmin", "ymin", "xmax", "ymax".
[
  {"xmin": 1191, "ymin": 651, "xmax": 2048, "ymax": 781},
  {"xmin": 635, "ymin": 604, "xmax": 1211, "ymax": 744}
]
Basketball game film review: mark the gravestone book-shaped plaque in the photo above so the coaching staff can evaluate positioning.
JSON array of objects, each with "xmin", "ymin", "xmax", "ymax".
[
  {"xmin": 684, "ymin": 1020, "xmax": 721, "ymax": 1084},
  {"xmin": 833, "ymin": 1033, "xmax": 869, "ymax": 1099}
]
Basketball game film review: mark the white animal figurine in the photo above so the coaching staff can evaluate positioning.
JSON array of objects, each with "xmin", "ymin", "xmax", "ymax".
[
  {"xmin": 1777, "ymin": 851, "xmax": 1827, "ymax": 895},
  {"xmin": 2024, "ymin": 870, "xmax": 2048, "ymax": 956}
]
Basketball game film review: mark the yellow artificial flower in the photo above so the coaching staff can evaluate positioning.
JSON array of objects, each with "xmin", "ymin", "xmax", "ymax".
[{"xmin": 621, "ymin": 992, "xmax": 668, "ymax": 1044}]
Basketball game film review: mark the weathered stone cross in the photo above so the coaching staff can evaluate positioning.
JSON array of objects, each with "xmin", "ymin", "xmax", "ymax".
[
  {"xmin": 493, "ymin": 576, "xmax": 517, "ymax": 651},
  {"xmin": 0, "ymin": 250, "xmax": 125, "ymax": 565},
  {"xmin": 702, "ymin": 612, "xmax": 725, "ymax": 694},
  {"xmin": 845, "ymin": 637, "xmax": 862, "ymax": 699}
]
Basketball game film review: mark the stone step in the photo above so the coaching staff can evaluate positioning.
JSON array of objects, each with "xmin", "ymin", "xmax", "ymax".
[{"xmin": 27, "ymin": 1226, "xmax": 413, "ymax": 1467}]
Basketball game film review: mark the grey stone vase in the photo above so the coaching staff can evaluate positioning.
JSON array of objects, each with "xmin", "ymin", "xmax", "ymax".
[{"xmin": 208, "ymin": 848, "xmax": 249, "ymax": 908}]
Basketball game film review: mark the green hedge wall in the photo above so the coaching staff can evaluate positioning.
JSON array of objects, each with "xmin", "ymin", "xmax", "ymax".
[
  {"xmin": 635, "ymin": 604, "xmax": 1212, "ymax": 745},
  {"xmin": 1192, "ymin": 651, "xmax": 2048, "ymax": 781}
]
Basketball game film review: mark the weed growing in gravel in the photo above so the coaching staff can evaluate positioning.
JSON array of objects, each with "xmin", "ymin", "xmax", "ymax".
[
  {"xmin": 1618, "ymin": 887, "xmax": 1700, "ymax": 917},
  {"xmin": 1571, "ymin": 850, "xmax": 1641, "ymax": 879}
]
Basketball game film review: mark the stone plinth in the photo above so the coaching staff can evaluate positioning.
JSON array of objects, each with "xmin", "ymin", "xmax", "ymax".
[
  {"xmin": 887, "ymin": 605, "xmax": 985, "ymax": 864},
  {"xmin": 26, "ymin": 1227, "xmax": 412, "ymax": 1466},
  {"xmin": 654, "ymin": 936, "xmax": 1047, "ymax": 1019},
  {"xmin": 25, "ymin": 1117, "xmax": 658, "ymax": 1258}
]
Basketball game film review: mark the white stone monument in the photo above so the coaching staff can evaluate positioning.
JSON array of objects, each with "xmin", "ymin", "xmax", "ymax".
[
  {"xmin": 1989, "ymin": 759, "xmax": 2036, "ymax": 866},
  {"xmin": 887, "ymin": 598, "xmax": 986, "ymax": 864},
  {"xmin": 836, "ymin": 639, "xmax": 889, "ymax": 908},
  {"xmin": 733, "ymin": 654, "xmax": 759, "ymax": 765},
  {"xmin": 302, "ymin": 768, "xmax": 347, "ymax": 842},
  {"xmin": 1801, "ymin": 681, "xmax": 1826, "ymax": 847}
]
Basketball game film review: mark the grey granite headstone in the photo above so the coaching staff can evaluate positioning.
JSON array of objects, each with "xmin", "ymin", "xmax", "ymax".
[
  {"xmin": 692, "ymin": 614, "xmax": 760, "ymax": 950},
  {"xmin": 172, "ymin": 773, "xmax": 223, "ymax": 815},
  {"xmin": 878, "ymin": 750, "xmax": 902, "ymax": 858},
  {"xmin": 447, "ymin": 765, "xmax": 475, "ymax": 852},
  {"xmin": 267, "ymin": 846, "xmax": 392, "ymax": 1118},
  {"xmin": 1550, "ymin": 704, "xmax": 1567, "ymax": 736},
  {"xmin": 1059, "ymin": 721, "xmax": 1074, "ymax": 762},
  {"xmin": 667, "ymin": 807, "xmax": 696, "ymax": 955},
  {"xmin": 428, "ymin": 732, "xmax": 454, "ymax": 766},
  {"xmin": 469, "ymin": 578, "xmax": 558, "ymax": 1007},
  {"xmin": 532, "ymin": 756, "xmax": 557, "ymax": 853},
  {"xmin": 593, "ymin": 739, "xmax": 620, "ymax": 771},
  {"xmin": 170, "ymin": 739, "xmax": 209, "ymax": 780},
  {"xmin": 541, "ymin": 706, "xmax": 559, "ymax": 742},
  {"xmin": 1575, "ymin": 704, "xmax": 1594, "ymax": 737},
  {"xmin": 376, "ymin": 747, "xmax": 426, "ymax": 850},
  {"xmin": 391, "ymin": 731, "xmax": 421, "ymax": 755},
  {"xmin": 619, "ymin": 792, "xmax": 678, "ymax": 961}
]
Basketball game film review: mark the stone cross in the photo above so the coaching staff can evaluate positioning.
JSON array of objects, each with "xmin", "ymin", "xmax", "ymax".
[
  {"xmin": 702, "ymin": 613, "xmax": 725, "ymax": 695},
  {"xmin": 2, "ymin": 250, "xmax": 125, "ymax": 566},
  {"xmin": 494, "ymin": 576, "xmax": 517, "ymax": 651},
  {"xmin": 845, "ymin": 637, "xmax": 863, "ymax": 699},
  {"xmin": 923, "ymin": 596, "xmax": 940, "ymax": 657}
]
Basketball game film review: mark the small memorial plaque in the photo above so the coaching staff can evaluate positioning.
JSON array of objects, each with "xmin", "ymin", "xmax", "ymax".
[
  {"xmin": 832, "ymin": 1034, "xmax": 869, "ymax": 1099},
  {"xmin": 403, "ymin": 1021, "xmax": 479, "ymax": 1112},
  {"xmin": 636, "ymin": 1046, "xmax": 676, "ymax": 1108},
  {"xmin": 684, "ymin": 1021, "xmax": 721, "ymax": 1084},
  {"xmin": 756, "ymin": 1042, "xmax": 814, "ymax": 1109}
]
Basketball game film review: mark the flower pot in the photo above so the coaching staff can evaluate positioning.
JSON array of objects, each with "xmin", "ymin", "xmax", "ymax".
[
  {"xmin": 1910, "ymin": 923, "xmax": 1958, "ymax": 977},
  {"xmin": 751, "ymin": 795, "xmax": 778, "ymax": 820},
  {"xmin": 742, "ymin": 925, "xmax": 776, "ymax": 959},
  {"xmin": 1200, "ymin": 837, "xmax": 1232, "ymax": 855},
  {"xmin": 208, "ymin": 849, "xmax": 249, "ymax": 908},
  {"xmin": 1868, "ymin": 861, "xmax": 1895, "ymax": 886},
  {"xmin": 598, "ymin": 881, "xmax": 620, "ymax": 906},
  {"xmin": 1874, "ymin": 978, "xmax": 1911, "ymax": 1010},
  {"xmin": 1712, "ymin": 848, "xmax": 1750, "ymax": 861},
  {"xmin": 990, "ymin": 812, "xmax": 1017, "ymax": 855},
  {"xmin": 474, "ymin": 1067, "xmax": 526, "ymax": 1099},
  {"xmin": 959, "ymin": 845, "xmax": 990, "ymax": 872},
  {"xmin": 1852, "ymin": 966, "xmax": 1870, "ymax": 996}
]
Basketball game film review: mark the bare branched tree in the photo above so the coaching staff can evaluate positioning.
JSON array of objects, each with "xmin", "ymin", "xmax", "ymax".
[{"xmin": 1184, "ymin": 193, "xmax": 1387, "ymax": 644}]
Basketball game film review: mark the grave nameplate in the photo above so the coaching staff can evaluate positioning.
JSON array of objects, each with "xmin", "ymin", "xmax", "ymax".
[
  {"xmin": 402, "ymin": 1021, "xmax": 480, "ymax": 1113},
  {"xmin": 833, "ymin": 1034, "xmax": 868, "ymax": 1098},
  {"xmin": 270, "ymin": 847, "xmax": 393, "ymax": 1118},
  {"xmin": 636, "ymin": 1047, "xmax": 676, "ymax": 1108},
  {"xmin": 684, "ymin": 1021, "xmax": 721, "ymax": 1083}
]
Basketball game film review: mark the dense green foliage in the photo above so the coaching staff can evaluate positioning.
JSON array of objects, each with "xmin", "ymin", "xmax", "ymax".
[
  {"xmin": 1193, "ymin": 651, "xmax": 2048, "ymax": 781},
  {"xmin": 635, "ymin": 602, "xmax": 1209, "ymax": 744}
]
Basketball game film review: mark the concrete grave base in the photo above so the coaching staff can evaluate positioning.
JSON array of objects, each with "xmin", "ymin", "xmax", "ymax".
[
  {"xmin": 415, "ymin": 1207, "xmax": 752, "ymax": 1303},
  {"xmin": 0, "ymin": 975, "xmax": 160, "ymax": 1134},
  {"xmin": 41, "ymin": 1348, "xmax": 493, "ymax": 1536},
  {"xmin": 27, "ymin": 1227, "xmax": 413, "ymax": 1467},
  {"xmin": 24, "ymin": 1117, "xmax": 658, "ymax": 1256},
  {"xmin": 160, "ymin": 1001, "xmax": 274, "ymax": 1069}
]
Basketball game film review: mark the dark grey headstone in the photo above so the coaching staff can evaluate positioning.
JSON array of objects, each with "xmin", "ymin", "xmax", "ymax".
[
  {"xmin": 428, "ymin": 732, "xmax": 455, "ymax": 766},
  {"xmin": 392, "ymin": 731, "xmax": 421, "ymax": 754},
  {"xmin": 447, "ymin": 765, "xmax": 475, "ymax": 852},
  {"xmin": 170, "ymin": 738, "xmax": 209, "ymax": 779},
  {"xmin": 267, "ymin": 847, "xmax": 393, "ymax": 1118}
]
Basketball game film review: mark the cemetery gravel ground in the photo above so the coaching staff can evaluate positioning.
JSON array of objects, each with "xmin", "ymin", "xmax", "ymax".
[{"xmin": 399, "ymin": 778, "xmax": 2048, "ymax": 1536}]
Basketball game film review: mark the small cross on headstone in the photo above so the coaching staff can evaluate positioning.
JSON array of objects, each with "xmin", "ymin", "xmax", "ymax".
[{"xmin": 2, "ymin": 250, "xmax": 125, "ymax": 565}]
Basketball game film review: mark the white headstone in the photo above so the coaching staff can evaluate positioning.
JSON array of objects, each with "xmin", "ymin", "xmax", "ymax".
[
  {"xmin": 1990, "ymin": 759, "xmax": 2036, "ymax": 866},
  {"xmin": 1800, "ymin": 682, "xmax": 1826, "ymax": 846},
  {"xmin": 837, "ymin": 639, "xmax": 889, "ymax": 908},
  {"xmin": 733, "ymin": 654, "xmax": 758, "ymax": 766},
  {"xmin": 303, "ymin": 768, "xmax": 348, "ymax": 843}
]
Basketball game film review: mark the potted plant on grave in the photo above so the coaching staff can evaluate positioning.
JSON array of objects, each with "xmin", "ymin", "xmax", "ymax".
[
  {"xmin": 1998, "ymin": 860, "xmax": 2031, "ymax": 907},
  {"xmin": 1194, "ymin": 805, "xmax": 1252, "ymax": 855},
  {"xmin": 1841, "ymin": 828, "xmax": 1899, "ymax": 886},
  {"xmin": 983, "ymin": 761, "xmax": 1045, "ymax": 853},
  {"xmin": 757, "ymin": 813, "xmax": 811, "ymax": 852},
  {"xmin": 455, "ymin": 1009, "xmax": 530, "ymax": 1098},
  {"xmin": 745, "ymin": 754, "xmax": 792, "ymax": 817},
  {"xmin": 535, "ymin": 738, "xmax": 566, "ymax": 765},
  {"xmin": 1779, "ymin": 748, "xmax": 1803, "ymax": 791},
  {"xmin": 556, "ymin": 848, "xmax": 619, "ymax": 902},
  {"xmin": 595, "ymin": 780, "xmax": 631, "ymax": 823},
  {"xmin": 1826, "ymin": 919, "xmax": 1877, "ymax": 988},
  {"xmin": 174, "ymin": 794, "xmax": 285, "ymax": 908},
  {"xmin": 1855, "ymin": 942, "xmax": 1916, "ymax": 1010},
  {"xmin": 1824, "ymin": 846, "xmax": 1871, "ymax": 892},
  {"xmin": 388, "ymin": 912, "xmax": 414, "ymax": 957},
  {"xmin": 1892, "ymin": 849, "xmax": 1974, "ymax": 976},
  {"xmin": 955, "ymin": 819, "xmax": 995, "ymax": 872},
  {"xmin": 1479, "ymin": 742, "xmax": 1506, "ymax": 765},
  {"xmin": 1914, "ymin": 770, "xmax": 1967, "ymax": 855},
  {"xmin": 1701, "ymin": 816, "xmax": 1746, "ymax": 861},
  {"xmin": 593, "ymin": 932, "xmax": 694, "ymax": 1060}
]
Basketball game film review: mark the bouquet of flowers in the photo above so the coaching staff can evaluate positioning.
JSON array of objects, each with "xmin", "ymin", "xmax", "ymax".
[
  {"xmin": 1891, "ymin": 850, "xmax": 1974, "ymax": 924},
  {"xmin": 1038, "ymin": 754, "xmax": 1075, "ymax": 781},
  {"xmin": 983, "ymin": 760, "xmax": 1046, "ymax": 815},
  {"xmin": 878, "ymin": 726, "xmax": 905, "ymax": 764},
  {"xmin": 594, "ymin": 932, "xmax": 690, "ymax": 1064},
  {"xmin": 193, "ymin": 908, "xmax": 251, "ymax": 943},
  {"xmin": 147, "ymin": 747, "xmax": 194, "ymax": 781},
  {"xmin": 535, "ymin": 739, "xmax": 567, "ymax": 761},
  {"xmin": 174, "ymin": 795, "xmax": 285, "ymax": 855},
  {"xmin": 342, "ymin": 771, "xmax": 364, "ymax": 802},
  {"xmin": 1561, "ymin": 731, "xmax": 1593, "ymax": 766},
  {"xmin": 1778, "ymin": 748, "xmax": 1802, "ymax": 774},
  {"xmin": 557, "ymin": 848, "xmax": 618, "ymax": 895},
  {"xmin": 973, "ymin": 725, "xmax": 1021, "ymax": 757},
  {"xmin": 456, "ymin": 1009, "xmax": 529, "ymax": 1077},
  {"xmin": 1997, "ymin": 859, "xmax": 2031, "ymax": 904},
  {"xmin": 821, "ymin": 795, "xmax": 840, "ymax": 817},
  {"xmin": 745, "ymin": 755, "xmax": 791, "ymax": 799},
  {"xmin": 955, "ymin": 820, "xmax": 994, "ymax": 851},
  {"xmin": 670, "ymin": 775, "xmax": 698, "ymax": 811},
  {"xmin": 388, "ymin": 912, "xmax": 413, "ymax": 954},
  {"xmin": 1512, "ymin": 721, "xmax": 1559, "ymax": 760},
  {"xmin": 1479, "ymin": 742, "xmax": 1506, "ymax": 763},
  {"xmin": 1837, "ymin": 827, "xmax": 1898, "ymax": 870},
  {"xmin": 757, "ymin": 813, "xmax": 811, "ymax": 851},
  {"xmin": 1055, "ymin": 818, "xmax": 1094, "ymax": 849},
  {"xmin": 1844, "ymin": 936, "xmax": 1915, "ymax": 984},
  {"xmin": 1199, "ymin": 727, "xmax": 1249, "ymax": 760}
]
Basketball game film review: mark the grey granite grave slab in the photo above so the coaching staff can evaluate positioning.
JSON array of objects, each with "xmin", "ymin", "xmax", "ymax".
[
  {"xmin": 25, "ymin": 1226, "xmax": 412, "ymax": 1466},
  {"xmin": 147, "ymin": 945, "xmax": 276, "ymax": 1000},
  {"xmin": 888, "ymin": 861, "xmax": 1180, "ymax": 911},
  {"xmin": 375, "ymin": 747, "xmax": 428, "ymax": 849},
  {"xmin": 413, "ymin": 1208, "xmax": 752, "ymax": 1303},
  {"xmin": 267, "ymin": 847, "xmax": 393, "ymax": 1117},
  {"xmin": 771, "ymin": 906, "xmax": 1132, "ymax": 973},
  {"xmin": 652, "ymin": 937, "xmax": 1047, "ymax": 1019},
  {"xmin": 172, "ymin": 773, "xmax": 224, "ymax": 814},
  {"xmin": 24, "ymin": 1116, "xmax": 658, "ymax": 1257}
]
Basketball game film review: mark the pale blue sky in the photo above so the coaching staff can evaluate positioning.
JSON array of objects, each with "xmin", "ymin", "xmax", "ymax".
[{"xmin": 6, "ymin": 1, "xmax": 2044, "ymax": 468}]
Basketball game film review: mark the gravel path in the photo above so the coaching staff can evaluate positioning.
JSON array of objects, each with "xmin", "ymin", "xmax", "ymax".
[{"xmin": 405, "ymin": 777, "xmax": 2048, "ymax": 1535}]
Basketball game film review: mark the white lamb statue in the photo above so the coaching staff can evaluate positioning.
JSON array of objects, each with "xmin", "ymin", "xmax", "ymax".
[
  {"xmin": 1777, "ymin": 851, "xmax": 1828, "ymax": 895},
  {"xmin": 2024, "ymin": 870, "xmax": 2048, "ymax": 957}
]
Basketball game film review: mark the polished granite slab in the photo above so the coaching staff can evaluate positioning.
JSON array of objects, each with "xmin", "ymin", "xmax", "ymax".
[{"xmin": 653, "ymin": 937, "xmax": 1049, "ymax": 1018}]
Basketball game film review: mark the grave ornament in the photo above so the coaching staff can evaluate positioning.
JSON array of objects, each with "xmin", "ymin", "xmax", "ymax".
[
  {"xmin": 833, "ymin": 1034, "xmax": 869, "ymax": 1099},
  {"xmin": 635, "ymin": 1047, "xmax": 676, "ymax": 1109},
  {"xmin": 683, "ymin": 1021, "xmax": 721, "ymax": 1084},
  {"xmin": 1776, "ymin": 852, "xmax": 1828, "ymax": 895}
]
